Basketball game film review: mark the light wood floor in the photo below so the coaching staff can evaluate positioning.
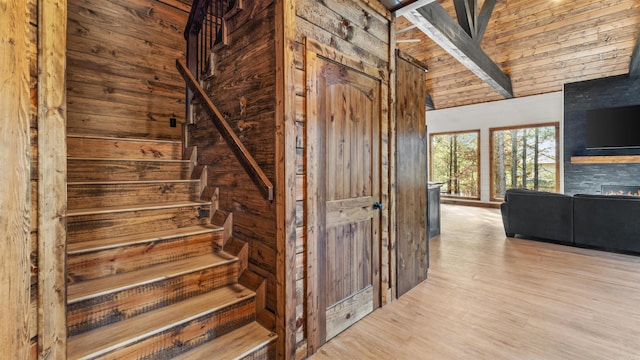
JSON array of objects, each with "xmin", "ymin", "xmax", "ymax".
[{"xmin": 311, "ymin": 204, "xmax": 640, "ymax": 359}]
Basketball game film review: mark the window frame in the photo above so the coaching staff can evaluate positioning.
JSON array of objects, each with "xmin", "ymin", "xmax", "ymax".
[
  {"xmin": 429, "ymin": 129, "xmax": 481, "ymax": 200},
  {"xmin": 489, "ymin": 122, "xmax": 560, "ymax": 202}
]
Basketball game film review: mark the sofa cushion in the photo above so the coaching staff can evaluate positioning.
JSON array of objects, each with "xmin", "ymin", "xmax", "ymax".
[
  {"xmin": 573, "ymin": 194, "xmax": 640, "ymax": 253},
  {"xmin": 502, "ymin": 189, "xmax": 573, "ymax": 243}
]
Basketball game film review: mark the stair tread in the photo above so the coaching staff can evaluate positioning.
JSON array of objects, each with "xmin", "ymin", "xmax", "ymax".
[
  {"xmin": 68, "ymin": 225, "xmax": 222, "ymax": 255},
  {"xmin": 174, "ymin": 321, "xmax": 276, "ymax": 360},
  {"xmin": 67, "ymin": 134, "xmax": 182, "ymax": 144},
  {"xmin": 67, "ymin": 284, "xmax": 255, "ymax": 360},
  {"xmin": 68, "ymin": 253, "xmax": 237, "ymax": 304},
  {"xmin": 67, "ymin": 200, "xmax": 211, "ymax": 217}
]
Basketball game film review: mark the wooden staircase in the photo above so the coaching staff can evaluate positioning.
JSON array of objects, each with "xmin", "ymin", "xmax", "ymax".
[{"xmin": 65, "ymin": 134, "xmax": 276, "ymax": 359}]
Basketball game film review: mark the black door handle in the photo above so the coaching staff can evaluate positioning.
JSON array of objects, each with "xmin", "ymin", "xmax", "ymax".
[{"xmin": 373, "ymin": 201, "xmax": 383, "ymax": 210}]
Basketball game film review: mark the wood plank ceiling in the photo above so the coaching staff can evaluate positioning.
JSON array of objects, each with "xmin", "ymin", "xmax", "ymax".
[{"xmin": 395, "ymin": 0, "xmax": 640, "ymax": 109}]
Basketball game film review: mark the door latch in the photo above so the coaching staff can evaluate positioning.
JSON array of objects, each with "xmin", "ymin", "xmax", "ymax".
[{"xmin": 373, "ymin": 201, "xmax": 383, "ymax": 210}]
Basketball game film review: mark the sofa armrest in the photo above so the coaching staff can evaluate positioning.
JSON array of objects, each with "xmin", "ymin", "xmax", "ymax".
[
  {"xmin": 500, "ymin": 202, "xmax": 513, "ymax": 237},
  {"xmin": 501, "ymin": 189, "xmax": 573, "ymax": 243}
]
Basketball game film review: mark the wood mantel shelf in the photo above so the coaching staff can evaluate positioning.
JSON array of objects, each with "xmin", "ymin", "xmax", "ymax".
[{"xmin": 570, "ymin": 155, "xmax": 640, "ymax": 164}]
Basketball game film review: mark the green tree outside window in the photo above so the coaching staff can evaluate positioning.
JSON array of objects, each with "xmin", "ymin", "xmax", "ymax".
[
  {"xmin": 430, "ymin": 131, "xmax": 480, "ymax": 199},
  {"xmin": 490, "ymin": 123, "xmax": 559, "ymax": 200}
]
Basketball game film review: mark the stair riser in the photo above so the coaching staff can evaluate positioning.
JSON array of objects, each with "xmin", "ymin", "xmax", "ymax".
[
  {"xmin": 68, "ymin": 159, "xmax": 190, "ymax": 182},
  {"xmin": 225, "ymin": 238, "xmax": 249, "ymax": 273},
  {"xmin": 93, "ymin": 299, "xmax": 256, "ymax": 360},
  {"xmin": 67, "ymin": 232, "xmax": 223, "ymax": 282},
  {"xmin": 68, "ymin": 117, "xmax": 181, "ymax": 141},
  {"xmin": 68, "ymin": 182, "xmax": 200, "ymax": 210},
  {"xmin": 67, "ymin": 137, "xmax": 182, "ymax": 161},
  {"xmin": 239, "ymin": 342, "xmax": 277, "ymax": 360},
  {"xmin": 67, "ymin": 206, "xmax": 211, "ymax": 243},
  {"xmin": 67, "ymin": 263, "xmax": 239, "ymax": 336}
]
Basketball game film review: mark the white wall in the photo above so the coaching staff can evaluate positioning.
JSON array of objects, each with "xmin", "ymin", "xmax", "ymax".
[{"xmin": 427, "ymin": 92, "xmax": 564, "ymax": 203}]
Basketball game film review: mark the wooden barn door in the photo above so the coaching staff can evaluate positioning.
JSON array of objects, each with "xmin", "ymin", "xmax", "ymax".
[
  {"xmin": 395, "ymin": 53, "xmax": 428, "ymax": 297},
  {"xmin": 306, "ymin": 40, "xmax": 382, "ymax": 348}
]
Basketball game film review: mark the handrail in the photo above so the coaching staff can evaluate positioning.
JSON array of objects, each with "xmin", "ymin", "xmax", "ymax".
[
  {"xmin": 176, "ymin": 59, "xmax": 274, "ymax": 201},
  {"xmin": 184, "ymin": 0, "xmax": 211, "ymax": 40}
]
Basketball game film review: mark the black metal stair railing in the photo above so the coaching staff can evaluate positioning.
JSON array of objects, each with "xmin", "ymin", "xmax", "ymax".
[{"xmin": 184, "ymin": 0, "xmax": 236, "ymax": 81}]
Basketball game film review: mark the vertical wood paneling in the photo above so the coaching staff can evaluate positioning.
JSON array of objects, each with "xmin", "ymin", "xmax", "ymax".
[
  {"xmin": 395, "ymin": 54, "xmax": 428, "ymax": 298},
  {"xmin": 363, "ymin": 94, "xmax": 372, "ymax": 196},
  {"xmin": 276, "ymin": 0, "xmax": 299, "ymax": 356},
  {"xmin": 352, "ymin": 102, "xmax": 362, "ymax": 198},
  {"xmin": 292, "ymin": 39, "xmax": 308, "ymax": 357},
  {"xmin": 0, "ymin": 0, "xmax": 32, "ymax": 357},
  {"xmin": 343, "ymin": 92, "xmax": 352, "ymax": 199},
  {"xmin": 38, "ymin": 1, "xmax": 68, "ymax": 356},
  {"xmin": 326, "ymin": 227, "xmax": 337, "ymax": 304},
  {"xmin": 343, "ymin": 223, "xmax": 352, "ymax": 298},
  {"xmin": 377, "ymin": 61, "xmax": 389, "ymax": 308},
  {"xmin": 363, "ymin": 220, "xmax": 372, "ymax": 287},
  {"xmin": 387, "ymin": 15, "xmax": 397, "ymax": 302},
  {"xmin": 27, "ymin": 2, "xmax": 40, "ymax": 355}
]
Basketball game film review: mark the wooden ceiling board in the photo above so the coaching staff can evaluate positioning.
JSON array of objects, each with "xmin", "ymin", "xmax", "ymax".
[{"xmin": 396, "ymin": 0, "xmax": 640, "ymax": 109}]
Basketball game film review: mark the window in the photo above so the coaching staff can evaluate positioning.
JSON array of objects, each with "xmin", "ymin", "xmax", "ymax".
[
  {"xmin": 490, "ymin": 123, "xmax": 559, "ymax": 201},
  {"xmin": 429, "ymin": 130, "xmax": 480, "ymax": 199}
]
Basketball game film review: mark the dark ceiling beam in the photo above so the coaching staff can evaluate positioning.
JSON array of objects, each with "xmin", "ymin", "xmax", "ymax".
[
  {"xmin": 476, "ymin": 0, "xmax": 496, "ymax": 42},
  {"xmin": 630, "ymin": 31, "xmax": 640, "ymax": 78},
  {"xmin": 453, "ymin": 0, "xmax": 476, "ymax": 38},
  {"xmin": 394, "ymin": 0, "xmax": 437, "ymax": 17},
  {"xmin": 425, "ymin": 93, "xmax": 435, "ymax": 110},
  {"xmin": 404, "ymin": 2, "xmax": 513, "ymax": 98}
]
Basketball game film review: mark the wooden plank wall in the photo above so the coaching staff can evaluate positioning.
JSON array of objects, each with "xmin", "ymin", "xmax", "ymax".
[
  {"xmin": 38, "ymin": 0, "xmax": 68, "ymax": 357},
  {"xmin": 1, "ymin": 0, "xmax": 33, "ymax": 357},
  {"xmin": 188, "ymin": 0, "xmax": 279, "ymax": 325},
  {"xmin": 292, "ymin": 0, "xmax": 392, "ymax": 356},
  {"xmin": 27, "ymin": 0, "xmax": 39, "ymax": 356},
  {"xmin": 66, "ymin": 0, "xmax": 189, "ymax": 140},
  {"xmin": 397, "ymin": 0, "xmax": 640, "ymax": 109},
  {"xmin": 275, "ymin": 0, "xmax": 299, "ymax": 357}
]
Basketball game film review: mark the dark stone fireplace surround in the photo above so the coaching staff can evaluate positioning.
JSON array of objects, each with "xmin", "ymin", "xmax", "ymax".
[{"xmin": 564, "ymin": 74, "xmax": 640, "ymax": 195}]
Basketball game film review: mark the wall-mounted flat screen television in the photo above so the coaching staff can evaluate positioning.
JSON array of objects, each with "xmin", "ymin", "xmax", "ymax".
[{"xmin": 585, "ymin": 104, "xmax": 640, "ymax": 149}]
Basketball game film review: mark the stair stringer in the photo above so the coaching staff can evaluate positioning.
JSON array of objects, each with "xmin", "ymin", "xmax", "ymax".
[
  {"xmin": 185, "ymin": 145, "xmax": 219, "ymax": 216},
  {"xmin": 186, "ymin": 143, "xmax": 272, "ymax": 332}
]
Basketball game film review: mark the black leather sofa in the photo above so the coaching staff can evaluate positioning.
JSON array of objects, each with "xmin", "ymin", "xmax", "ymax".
[
  {"xmin": 500, "ymin": 189, "xmax": 640, "ymax": 253},
  {"xmin": 500, "ymin": 189, "xmax": 574, "ymax": 243}
]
